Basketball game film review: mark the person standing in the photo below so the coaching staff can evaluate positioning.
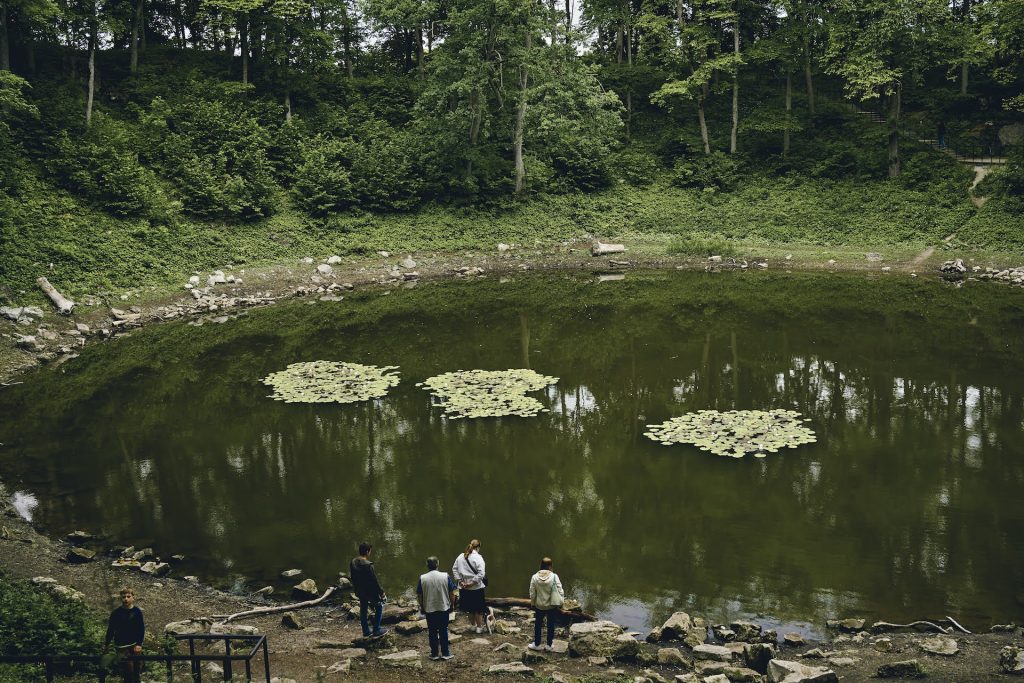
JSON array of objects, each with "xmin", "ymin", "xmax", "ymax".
[
  {"xmin": 104, "ymin": 587, "xmax": 145, "ymax": 683},
  {"xmin": 350, "ymin": 541, "xmax": 389, "ymax": 637},
  {"xmin": 452, "ymin": 539, "xmax": 487, "ymax": 633},
  {"xmin": 416, "ymin": 556, "xmax": 457, "ymax": 661},
  {"xmin": 937, "ymin": 121, "xmax": 947, "ymax": 149},
  {"xmin": 528, "ymin": 557, "xmax": 564, "ymax": 651}
]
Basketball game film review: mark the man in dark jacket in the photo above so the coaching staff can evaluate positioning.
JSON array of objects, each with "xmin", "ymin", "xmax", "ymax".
[
  {"xmin": 104, "ymin": 587, "xmax": 144, "ymax": 683},
  {"xmin": 349, "ymin": 541, "xmax": 388, "ymax": 637}
]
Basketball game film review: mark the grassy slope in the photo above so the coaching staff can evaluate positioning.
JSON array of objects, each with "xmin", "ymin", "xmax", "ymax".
[{"xmin": 1, "ymin": 170, "xmax": 1021, "ymax": 302}]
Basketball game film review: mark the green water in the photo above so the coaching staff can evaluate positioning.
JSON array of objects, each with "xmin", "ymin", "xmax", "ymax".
[{"xmin": 2, "ymin": 271, "xmax": 1024, "ymax": 634}]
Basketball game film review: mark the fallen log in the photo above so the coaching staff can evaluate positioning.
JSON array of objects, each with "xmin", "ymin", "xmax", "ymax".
[
  {"xmin": 485, "ymin": 596, "xmax": 597, "ymax": 622},
  {"xmin": 945, "ymin": 616, "xmax": 972, "ymax": 635},
  {"xmin": 212, "ymin": 586, "xmax": 336, "ymax": 623},
  {"xmin": 591, "ymin": 241, "xmax": 625, "ymax": 257},
  {"xmin": 870, "ymin": 620, "xmax": 951, "ymax": 635},
  {"xmin": 37, "ymin": 277, "xmax": 75, "ymax": 315}
]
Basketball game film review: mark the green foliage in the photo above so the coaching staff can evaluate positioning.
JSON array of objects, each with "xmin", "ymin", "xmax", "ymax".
[
  {"xmin": 612, "ymin": 147, "xmax": 663, "ymax": 187},
  {"xmin": 975, "ymin": 144, "xmax": 1024, "ymax": 198},
  {"xmin": 672, "ymin": 151, "xmax": 742, "ymax": 191},
  {"xmin": 0, "ymin": 572, "xmax": 103, "ymax": 681},
  {"xmin": 667, "ymin": 232, "xmax": 739, "ymax": 257}
]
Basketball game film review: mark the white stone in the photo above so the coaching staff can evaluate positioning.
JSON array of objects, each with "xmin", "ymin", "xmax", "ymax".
[
  {"xmin": 317, "ymin": 264, "xmax": 333, "ymax": 276},
  {"xmin": 327, "ymin": 255, "xmax": 343, "ymax": 264},
  {"xmin": 767, "ymin": 659, "xmax": 838, "ymax": 683},
  {"xmin": 486, "ymin": 662, "xmax": 534, "ymax": 676},
  {"xmin": 377, "ymin": 649, "xmax": 421, "ymax": 669},
  {"xmin": 692, "ymin": 644, "xmax": 732, "ymax": 662}
]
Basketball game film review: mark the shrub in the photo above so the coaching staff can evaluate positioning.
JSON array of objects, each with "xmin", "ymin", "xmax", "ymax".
[
  {"xmin": 667, "ymin": 231, "xmax": 739, "ymax": 257},
  {"xmin": 671, "ymin": 152, "xmax": 742, "ymax": 191}
]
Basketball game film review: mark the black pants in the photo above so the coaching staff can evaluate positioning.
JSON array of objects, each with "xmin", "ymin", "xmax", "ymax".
[
  {"xmin": 426, "ymin": 610, "xmax": 450, "ymax": 657},
  {"xmin": 533, "ymin": 608, "xmax": 558, "ymax": 646}
]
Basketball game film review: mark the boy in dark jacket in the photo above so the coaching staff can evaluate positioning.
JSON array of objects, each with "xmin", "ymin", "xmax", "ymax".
[
  {"xmin": 349, "ymin": 542, "xmax": 388, "ymax": 637},
  {"xmin": 104, "ymin": 587, "xmax": 144, "ymax": 683}
]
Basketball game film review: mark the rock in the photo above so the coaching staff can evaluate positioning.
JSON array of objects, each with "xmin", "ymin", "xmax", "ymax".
[
  {"xmin": 835, "ymin": 618, "xmax": 864, "ymax": 632},
  {"xmin": 918, "ymin": 636, "xmax": 958, "ymax": 656},
  {"xmin": 327, "ymin": 255, "xmax": 343, "ymax": 265},
  {"xmin": 703, "ymin": 676, "xmax": 730, "ymax": 683},
  {"xmin": 693, "ymin": 645, "xmax": 733, "ymax": 662},
  {"xmin": 325, "ymin": 659, "xmax": 351, "ymax": 674},
  {"xmin": 140, "ymin": 561, "xmax": 170, "ymax": 576},
  {"xmin": 498, "ymin": 243, "xmax": 511, "ymax": 252},
  {"xmin": 659, "ymin": 612, "xmax": 695, "ymax": 641},
  {"xmin": 675, "ymin": 675, "xmax": 699, "ymax": 683},
  {"xmin": 550, "ymin": 639, "xmax": 568, "ymax": 654},
  {"xmin": 940, "ymin": 259, "xmax": 967, "ymax": 274},
  {"xmin": 521, "ymin": 648, "xmax": 547, "ymax": 664},
  {"xmin": 641, "ymin": 669, "xmax": 670, "ymax": 683},
  {"xmin": 592, "ymin": 241, "xmax": 626, "ymax": 256},
  {"xmin": 866, "ymin": 252, "xmax": 882, "ymax": 262},
  {"xmin": 188, "ymin": 276, "xmax": 201, "ymax": 286},
  {"xmin": 647, "ymin": 626, "xmax": 665, "ymax": 643},
  {"xmin": 270, "ymin": 678, "xmax": 297, "ymax": 683},
  {"xmin": 130, "ymin": 548, "xmax": 155, "ymax": 562},
  {"xmin": 395, "ymin": 619, "xmax": 426, "ymax": 635},
  {"xmin": 800, "ymin": 649, "xmax": 825, "ymax": 659},
  {"xmin": 720, "ymin": 667, "xmax": 763, "ymax": 681},
  {"xmin": 31, "ymin": 577, "xmax": 58, "ymax": 586},
  {"xmin": 782, "ymin": 633, "xmax": 804, "ymax": 647},
  {"xmin": 872, "ymin": 638, "xmax": 893, "ymax": 652},
  {"xmin": 766, "ymin": 659, "xmax": 838, "ymax": 683},
  {"xmin": 658, "ymin": 648, "xmax": 688, "ymax": 666},
  {"xmin": 709, "ymin": 255, "xmax": 723, "ymax": 263},
  {"xmin": 50, "ymin": 584, "xmax": 86, "ymax": 602},
  {"xmin": 351, "ymin": 631, "xmax": 396, "ymax": 650},
  {"xmin": 253, "ymin": 586, "xmax": 273, "ymax": 596},
  {"xmin": 714, "ymin": 625, "xmax": 736, "ymax": 642},
  {"xmin": 183, "ymin": 576, "xmax": 199, "ymax": 583},
  {"xmin": 380, "ymin": 603, "xmax": 419, "ymax": 623},
  {"xmin": 301, "ymin": 257, "xmax": 315, "ymax": 264},
  {"xmin": 15, "ymin": 335, "xmax": 40, "ymax": 350},
  {"xmin": 493, "ymin": 642, "xmax": 516, "ymax": 653},
  {"xmin": 209, "ymin": 623, "xmax": 259, "ymax": 636},
  {"xmin": 990, "ymin": 624, "xmax": 1017, "ymax": 633},
  {"xmin": 999, "ymin": 122, "xmax": 1024, "ymax": 146},
  {"xmin": 730, "ymin": 622, "xmax": 762, "ymax": 643},
  {"xmin": 292, "ymin": 578, "xmax": 318, "ymax": 598},
  {"xmin": 487, "ymin": 662, "xmax": 534, "ymax": 676},
  {"xmin": 336, "ymin": 648, "xmax": 367, "ymax": 658},
  {"xmin": 400, "ymin": 256, "xmax": 416, "ymax": 269},
  {"xmin": 280, "ymin": 568, "xmax": 302, "ymax": 579},
  {"xmin": 165, "ymin": 619, "xmax": 210, "ymax": 636},
  {"xmin": 744, "ymin": 643, "xmax": 776, "ymax": 673},
  {"xmin": 378, "ymin": 251, "xmax": 390, "ymax": 258},
  {"xmin": 169, "ymin": 554, "xmax": 186, "ymax": 563},
  {"xmin": 876, "ymin": 659, "xmax": 926, "ymax": 678},
  {"xmin": 378, "ymin": 649, "xmax": 421, "ymax": 669},
  {"xmin": 281, "ymin": 612, "xmax": 303, "ymax": 630},
  {"xmin": 494, "ymin": 619, "xmax": 521, "ymax": 635},
  {"xmin": 0, "ymin": 306, "xmax": 23, "ymax": 320},
  {"xmin": 587, "ymin": 656, "xmax": 609, "ymax": 666},
  {"xmin": 317, "ymin": 264, "xmax": 334, "ymax": 276},
  {"xmin": 75, "ymin": 323, "xmax": 90, "ymax": 333},
  {"xmin": 826, "ymin": 657, "xmax": 856, "ymax": 667},
  {"xmin": 207, "ymin": 271, "xmax": 227, "ymax": 286},
  {"xmin": 569, "ymin": 621, "xmax": 631, "ymax": 658},
  {"xmin": 67, "ymin": 547, "xmax": 96, "ymax": 563},
  {"xmin": 1001, "ymin": 646, "xmax": 1024, "ymax": 674}
]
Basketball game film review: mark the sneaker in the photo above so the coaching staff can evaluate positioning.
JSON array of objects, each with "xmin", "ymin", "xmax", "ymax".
[
  {"xmin": 527, "ymin": 643, "xmax": 543, "ymax": 651},
  {"xmin": 441, "ymin": 654, "xmax": 454, "ymax": 661},
  {"xmin": 429, "ymin": 655, "xmax": 441, "ymax": 661},
  {"xmin": 543, "ymin": 644, "xmax": 553, "ymax": 652},
  {"xmin": 371, "ymin": 628, "xmax": 390, "ymax": 637},
  {"xmin": 475, "ymin": 626, "xmax": 483, "ymax": 634}
]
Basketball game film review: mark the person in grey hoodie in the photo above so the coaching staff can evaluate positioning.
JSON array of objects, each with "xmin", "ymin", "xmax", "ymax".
[{"xmin": 527, "ymin": 556, "xmax": 564, "ymax": 651}]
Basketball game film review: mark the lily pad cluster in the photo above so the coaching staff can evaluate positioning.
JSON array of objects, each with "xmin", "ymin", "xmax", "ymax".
[
  {"xmin": 418, "ymin": 369, "xmax": 559, "ymax": 418},
  {"xmin": 262, "ymin": 361, "xmax": 400, "ymax": 404},
  {"xmin": 644, "ymin": 409, "xmax": 816, "ymax": 458}
]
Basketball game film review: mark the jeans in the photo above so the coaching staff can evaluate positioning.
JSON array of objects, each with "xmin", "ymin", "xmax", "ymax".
[
  {"xmin": 359, "ymin": 598, "xmax": 385, "ymax": 636},
  {"xmin": 425, "ymin": 611, "xmax": 451, "ymax": 657},
  {"xmin": 533, "ymin": 608, "xmax": 558, "ymax": 646}
]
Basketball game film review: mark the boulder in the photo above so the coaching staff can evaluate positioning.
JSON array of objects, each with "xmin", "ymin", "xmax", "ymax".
[
  {"xmin": 640, "ymin": 669, "xmax": 670, "ymax": 682},
  {"xmin": 47, "ymin": 584, "xmax": 86, "ymax": 602},
  {"xmin": 165, "ymin": 619, "xmax": 211, "ymax": 636},
  {"xmin": 720, "ymin": 666, "xmax": 763, "ymax": 682},
  {"xmin": 253, "ymin": 586, "xmax": 273, "ymax": 596},
  {"xmin": 337, "ymin": 648, "xmax": 367, "ymax": 659},
  {"xmin": 281, "ymin": 612, "xmax": 303, "ymax": 630},
  {"xmin": 999, "ymin": 123, "xmax": 1024, "ymax": 146},
  {"xmin": 587, "ymin": 656, "xmax": 608, "ymax": 666},
  {"xmin": 281, "ymin": 568, "xmax": 302, "ymax": 579},
  {"xmin": 351, "ymin": 631, "xmax": 396, "ymax": 650},
  {"xmin": 693, "ymin": 645, "xmax": 733, "ymax": 663},
  {"xmin": 378, "ymin": 650, "xmax": 421, "ymax": 669},
  {"xmin": 730, "ymin": 622, "xmax": 762, "ymax": 643},
  {"xmin": 381, "ymin": 603, "xmax": 419, "ymax": 623},
  {"xmin": 835, "ymin": 618, "xmax": 864, "ymax": 633},
  {"xmin": 400, "ymin": 256, "xmax": 416, "ymax": 269},
  {"xmin": 487, "ymin": 662, "xmax": 535, "ymax": 676},
  {"xmin": 569, "ymin": 620, "xmax": 638, "ymax": 659},
  {"xmin": 918, "ymin": 636, "xmax": 958, "ymax": 657},
  {"xmin": 658, "ymin": 648, "xmax": 688, "ymax": 667},
  {"xmin": 782, "ymin": 633, "xmax": 804, "ymax": 647},
  {"xmin": 550, "ymin": 639, "xmax": 568, "ymax": 654},
  {"xmin": 327, "ymin": 255, "xmax": 343, "ymax": 265},
  {"xmin": 292, "ymin": 578, "xmax": 318, "ymax": 598},
  {"xmin": 395, "ymin": 619, "xmax": 426, "ymax": 635},
  {"xmin": 767, "ymin": 660, "xmax": 838, "ymax": 683},
  {"xmin": 743, "ymin": 643, "xmax": 776, "ymax": 673},
  {"xmin": 660, "ymin": 612, "xmax": 695, "ymax": 641},
  {"xmin": 1001, "ymin": 646, "xmax": 1024, "ymax": 674},
  {"xmin": 66, "ymin": 530, "xmax": 94, "ymax": 544},
  {"xmin": 209, "ymin": 623, "xmax": 259, "ymax": 636},
  {"xmin": 317, "ymin": 264, "xmax": 333, "ymax": 276},
  {"xmin": 876, "ymin": 659, "xmax": 926, "ymax": 678},
  {"xmin": 521, "ymin": 648, "xmax": 547, "ymax": 664},
  {"xmin": 140, "ymin": 561, "xmax": 170, "ymax": 577},
  {"xmin": 67, "ymin": 547, "xmax": 96, "ymax": 563},
  {"xmin": 704, "ymin": 676, "xmax": 730, "ymax": 683},
  {"xmin": 714, "ymin": 625, "xmax": 736, "ymax": 642}
]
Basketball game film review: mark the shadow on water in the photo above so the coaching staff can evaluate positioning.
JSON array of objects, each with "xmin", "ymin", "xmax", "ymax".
[{"xmin": 2, "ymin": 271, "xmax": 1024, "ymax": 633}]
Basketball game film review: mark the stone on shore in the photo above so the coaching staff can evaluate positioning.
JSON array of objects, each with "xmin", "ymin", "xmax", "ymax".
[
  {"xmin": 521, "ymin": 648, "xmax": 546, "ymax": 664},
  {"xmin": 140, "ymin": 561, "xmax": 170, "ymax": 577},
  {"xmin": 280, "ymin": 568, "xmax": 302, "ymax": 579},
  {"xmin": 1001, "ymin": 646, "xmax": 1024, "ymax": 674},
  {"xmin": 325, "ymin": 659, "xmax": 350, "ymax": 674},
  {"xmin": 730, "ymin": 622, "xmax": 762, "ymax": 642},
  {"xmin": 569, "ymin": 620, "xmax": 631, "ymax": 658},
  {"xmin": 209, "ymin": 623, "xmax": 259, "ymax": 636},
  {"xmin": 165, "ymin": 619, "xmax": 211, "ymax": 636},
  {"xmin": 67, "ymin": 547, "xmax": 96, "ymax": 563},
  {"xmin": 720, "ymin": 666, "xmax": 764, "ymax": 681},
  {"xmin": 767, "ymin": 659, "xmax": 838, "ymax": 683},
  {"xmin": 378, "ymin": 650, "xmax": 421, "ymax": 669},
  {"xmin": 281, "ymin": 612, "xmax": 303, "ymax": 630},
  {"xmin": 876, "ymin": 659, "xmax": 926, "ymax": 678},
  {"xmin": 692, "ymin": 644, "xmax": 733, "ymax": 662},
  {"xmin": 782, "ymin": 633, "xmax": 805, "ymax": 647},
  {"xmin": 658, "ymin": 648, "xmax": 688, "ymax": 666},
  {"xmin": 487, "ymin": 662, "xmax": 535, "ymax": 676},
  {"xmin": 351, "ymin": 631, "xmax": 396, "ymax": 650},
  {"xmin": 291, "ymin": 578, "xmax": 317, "ymax": 598},
  {"xmin": 317, "ymin": 264, "xmax": 333, "ymax": 276},
  {"xmin": 395, "ymin": 619, "xmax": 426, "ymax": 635},
  {"xmin": 381, "ymin": 603, "xmax": 419, "ymax": 623},
  {"xmin": 743, "ymin": 643, "xmax": 776, "ymax": 673},
  {"xmin": 918, "ymin": 636, "xmax": 958, "ymax": 656}
]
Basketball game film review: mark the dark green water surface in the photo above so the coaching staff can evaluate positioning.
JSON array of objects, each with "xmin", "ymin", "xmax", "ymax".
[{"xmin": 2, "ymin": 271, "xmax": 1024, "ymax": 634}]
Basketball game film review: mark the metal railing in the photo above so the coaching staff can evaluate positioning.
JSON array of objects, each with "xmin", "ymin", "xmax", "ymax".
[{"xmin": 0, "ymin": 633, "xmax": 271, "ymax": 683}]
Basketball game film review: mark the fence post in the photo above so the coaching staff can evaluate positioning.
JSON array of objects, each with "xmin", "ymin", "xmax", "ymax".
[
  {"xmin": 262, "ymin": 638, "xmax": 271, "ymax": 683},
  {"xmin": 223, "ymin": 639, "xmax": 232, "ymax": 681},
  {"xmin": 44, "ymin": 658, "xmax": 54, "ymax": 683}
]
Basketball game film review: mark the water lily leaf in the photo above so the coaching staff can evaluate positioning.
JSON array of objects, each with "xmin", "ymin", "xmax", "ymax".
[
  {"xmin": 262, "ymin": 361, "xmax": 400, "ymax": 404},
  {"xmin": 644, "ymin": 409, "xmax": 816, "ymax": 458},
  {"xmin": 420, "ymin": 369, "xmax": 559, "ymax": 418}
]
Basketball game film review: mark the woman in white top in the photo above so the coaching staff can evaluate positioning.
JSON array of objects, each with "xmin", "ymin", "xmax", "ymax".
[{"xmin": 452, "ymin": 538, "xmax": 488, "ymax": 633}]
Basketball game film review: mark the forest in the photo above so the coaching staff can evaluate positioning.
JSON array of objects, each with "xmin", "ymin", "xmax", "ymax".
[{"xmin": 0, "ymin": 0, "xmax": 1022, "ymax": 294}]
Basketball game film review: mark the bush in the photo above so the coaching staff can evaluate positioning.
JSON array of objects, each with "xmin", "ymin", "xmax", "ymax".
[
  {"xmin": 667, "ymin": 231, "xmax": 739, "ymax": 257},
  {"xmin": 975, "ymin": 144, "xmax": 1024, "ymax": 198},
  {"xmin": 672, "ymin": 152, "xmax": 742, "ymax": 191}
]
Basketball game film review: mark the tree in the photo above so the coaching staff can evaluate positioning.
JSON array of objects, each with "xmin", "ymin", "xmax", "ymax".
[{"xmin": 824, "ymin": 0, "xmax": 952, "ymax": 177}]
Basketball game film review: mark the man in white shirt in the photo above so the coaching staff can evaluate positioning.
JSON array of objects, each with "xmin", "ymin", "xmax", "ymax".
[{"xmin": 417, "ymin": 556, "xmax": 458, "ymax": 661}]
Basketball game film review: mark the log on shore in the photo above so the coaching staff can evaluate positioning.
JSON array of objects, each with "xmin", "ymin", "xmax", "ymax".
[
  {"xmin": 37, "ymin": 277, "xmax": 75, "ymax": 314},
  {"xmin": 212, "ymin": 586, "xmax": 337, "ymax": 623},
  {"xmin": 485, "ymin": 596, "xmax": 597, "ymax": 622},
  {"xmin": 591, "ymin": 241, "xmax": 626, "ymax": 257}
]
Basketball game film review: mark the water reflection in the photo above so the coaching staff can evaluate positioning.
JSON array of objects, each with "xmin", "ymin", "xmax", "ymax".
[{"xmin": 1, "ymin": 272, "xmax": 1023, "ymax": 632}]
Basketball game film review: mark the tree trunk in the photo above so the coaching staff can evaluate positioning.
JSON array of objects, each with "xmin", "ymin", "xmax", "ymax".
[
  {"xmin": 960, "ymin": 62, "xmax": 968, "ymax": 95},
  {"xmin": 888, "ymin": 84, "xmax": 901, "ymax": 178},
  {"xmin": 0, "ymin": 3, "xmax": 9, "ymax": 72},
  {"xmin": 173, "ymin": 0, "xmax": 184, "ymax": 48},
  {"xmin": 698, "ymin": 84, "xmax": 711, "ymax": 155},
  {"xmin": 564, "ymin": 0, "xmax": 571, "ymax": 45},
  {"xmin": 784, "ymin": 71, "xmax": 792, "ymax": 156},
  {"xmin": 284, "ymin": 89, "xmax": 291, "ymax": 122},
  {"xmin": 416, "ymin": 23, "xmax": 424, "ymax": 75},
  {"xmin": 625, "ymin": 24, "xmax": 632, "ymax": 141},
  {"xmin": 514, "ymin": 15, "xmax": 531, "ymax": 195},
  {"xmin": 804, "ymin": 45, "xmax": 815, "ymax": 115},
  {"xmin": 86, "ymin": 20, "xmax": 97, "ymax": 125},
  {"xmin": 615, "ymin": 23, "xmax": 623, "ymax": 64},
  {"xmin": 344, "ymin": 21, "xmax": 353, "ymax": 77},
  {"xmin": 130, "ymin": 0, "xmax": 143, "ymax": 72},
  {"xmin": 730, "ymin": 16, "xmax": 739, "ymax": 154},
  {"xmin": 467, "ymin": 93, "xmax": 483, "ymax": 180},
  {"xmin": 26, "ymin": 41, "xmax": 35, "ymax": 73},
  {"xmin": 240, "ymin": 16, "xmax": 249, "ymax": 84}
]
